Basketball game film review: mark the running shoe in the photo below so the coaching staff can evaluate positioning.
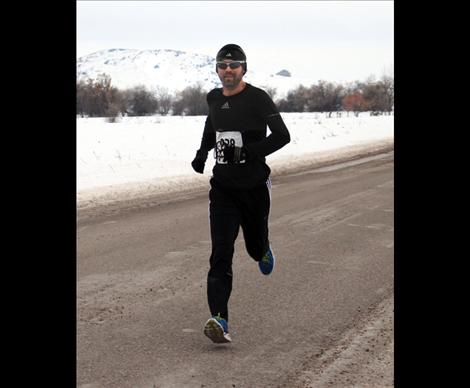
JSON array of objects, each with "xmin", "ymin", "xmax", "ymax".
[
  {"xmin": 259, "ymin": 246, "xmax": 275, "ymax": 275},
  {"xmin": 203, "ymin": 314, "xmax": 232, "ymax": 343}
]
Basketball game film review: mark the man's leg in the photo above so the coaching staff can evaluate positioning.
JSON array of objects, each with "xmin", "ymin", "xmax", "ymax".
[
  {"xmin": 241, "ymin": 179, "xmax": 271, "ymax": 262},
  {"xmin": 207, "ymin": 181, "xmax": 240, "ymax": 322}
]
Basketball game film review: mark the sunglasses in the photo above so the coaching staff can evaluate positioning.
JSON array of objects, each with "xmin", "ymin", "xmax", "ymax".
[{"xmin": 216, "ymin": 61, "xmax": 246, "ymax": 70}]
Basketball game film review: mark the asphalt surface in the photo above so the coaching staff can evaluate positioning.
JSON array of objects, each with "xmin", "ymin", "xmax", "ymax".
[{"xmin": 77, "ymin": 151, "xmax": 394, "ymax": 388}]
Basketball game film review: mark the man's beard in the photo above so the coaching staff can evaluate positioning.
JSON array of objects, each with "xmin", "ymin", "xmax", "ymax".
[{"xmin": 219, "ymin": 72, "xmax": 243, "ymax": 89}]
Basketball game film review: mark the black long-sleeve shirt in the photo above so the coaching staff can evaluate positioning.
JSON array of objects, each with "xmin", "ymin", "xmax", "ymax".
[{"xmin": 197, "ymin": 83, "xmax": 290, "ymax": 189}]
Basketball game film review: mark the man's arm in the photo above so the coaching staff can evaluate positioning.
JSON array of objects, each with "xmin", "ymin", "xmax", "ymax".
[
  {"xmin": 199, "ymin": 115, "xmax": 216, "ymax": 153},
  {"xmin": 191, "ymin": 115, "xmax": 215, "ymax": 174},
  {"xmin": 243, "ymin": 91, "xmax": 290, "ymax": 159}
]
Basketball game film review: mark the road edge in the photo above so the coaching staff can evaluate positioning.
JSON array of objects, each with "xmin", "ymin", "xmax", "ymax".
[
  {"xmin": 280, "ymin": 293, "xmax": 394, "ymax": 388},
  {"xmin": 77, "ymin": 138, "xmax": 393, "ymax": 224}
]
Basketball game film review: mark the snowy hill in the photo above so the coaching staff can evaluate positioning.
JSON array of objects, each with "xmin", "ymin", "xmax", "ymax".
[{"xmin": 77, "ymin": 48, "xmax": 314, "ymax": 99}]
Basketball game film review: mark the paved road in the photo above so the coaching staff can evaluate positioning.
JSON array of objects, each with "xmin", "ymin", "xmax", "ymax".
[{"xmin": 77, "ymin": 152, "xmax": 394, "ymax": 388}]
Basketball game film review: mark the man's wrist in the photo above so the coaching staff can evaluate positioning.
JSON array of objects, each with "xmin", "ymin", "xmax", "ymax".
[{"xmin": 196, "ymin": 149, "xmax": 208, "ymax": 161}]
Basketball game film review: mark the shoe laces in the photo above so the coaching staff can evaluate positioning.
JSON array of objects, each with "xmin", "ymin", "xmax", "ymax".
[
  {"xmin": 214, "ymin": 313, "xmax": 228, "ymax": 331},
  {"xmin": 261, "ymin": 250, "xmax": 271, "ymax": 263}
]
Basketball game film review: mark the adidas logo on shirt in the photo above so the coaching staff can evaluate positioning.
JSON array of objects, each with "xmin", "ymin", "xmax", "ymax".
[{"xmin": 221, "ymin": 101, "xmax": 230, "ymax": 109}]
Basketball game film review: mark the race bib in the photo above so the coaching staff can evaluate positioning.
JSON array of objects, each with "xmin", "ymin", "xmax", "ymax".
[{"xmin": 214, "ymin": 131, "xmax": 246, "ymax": 164}]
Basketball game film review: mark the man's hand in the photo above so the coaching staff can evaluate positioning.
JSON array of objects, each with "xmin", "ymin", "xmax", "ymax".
[
  {"xmin": 191, "ymin": 149, "xmax": 208, "ymax": 174},
  {"xmin": 223, "ymin": 145, "xmax": 248, "ymax": 164}
]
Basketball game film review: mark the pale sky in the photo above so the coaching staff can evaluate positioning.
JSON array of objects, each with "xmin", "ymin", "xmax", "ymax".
[{"xmin": 77, "ymin": 1, "xmax": 394, "ymax": 83}]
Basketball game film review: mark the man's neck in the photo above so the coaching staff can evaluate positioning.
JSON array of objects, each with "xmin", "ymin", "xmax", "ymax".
[{"xmin": 222, "ymin": 80, "xmax": 247, "ymax": 97}]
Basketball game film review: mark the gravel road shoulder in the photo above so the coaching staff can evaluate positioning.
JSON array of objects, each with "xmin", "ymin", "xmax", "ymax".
[{"xmin": 281, "ymin": 293, "xmax": 394, "ymax": 388}]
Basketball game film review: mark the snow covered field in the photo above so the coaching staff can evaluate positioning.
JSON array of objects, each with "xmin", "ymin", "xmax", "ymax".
[{"xmin": 77, "ymin": 112, "xmax": 393, "ymax": 209}]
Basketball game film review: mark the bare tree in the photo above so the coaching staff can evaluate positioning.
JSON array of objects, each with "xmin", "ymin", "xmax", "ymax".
[
  {"xmin": 380, "ymin": 75, "xmax": 394, "ymax": 114},
  {"xmin": 76, "ymin": 73, "xmax": 122, "ymax": 117},
  {"xmin": 155, "ymin": 87, "xmax": 173, "ymax": 115},
  {"xmin": 342, "ymin": 92, "xmax": 369, "ymax": 117},
  {"xmin": 277, "ymin": 85, "xmax": 311, "ymax": 112},
  {"xmin": 173, "ymin": 84, "xmax": 208, "ymax": 116},
  {"xmin": 126, "ymin": 85, "xmax": 159, "ymax": 116},
  {"xmin": 308, "ymin": 80, "xmax": 344, "ymax": 115},
  {"xmin": 76, "ymin": 80, "xmax": 87, "ymax": 117}
]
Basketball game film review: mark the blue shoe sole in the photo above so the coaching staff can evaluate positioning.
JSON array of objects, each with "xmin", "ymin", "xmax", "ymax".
[{"xmin": 203, "ymin": 318, "xmax": 232, "ymax": 343}]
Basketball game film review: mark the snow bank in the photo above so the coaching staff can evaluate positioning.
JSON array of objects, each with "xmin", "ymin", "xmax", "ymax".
[{"xmin": 77, "ymin": 112, "xmax": 393, "ymax": 210}]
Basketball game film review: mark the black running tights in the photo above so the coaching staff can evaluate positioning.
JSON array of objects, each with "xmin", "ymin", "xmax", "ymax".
[{"xmin": 207, "ymin": 178, "xmax": 271, "ymax": 322}]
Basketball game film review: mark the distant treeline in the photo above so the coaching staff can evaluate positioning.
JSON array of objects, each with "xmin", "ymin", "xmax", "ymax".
[{"xmin": 77, "ymin": 73, "xmax": 393, "ymax": 119}]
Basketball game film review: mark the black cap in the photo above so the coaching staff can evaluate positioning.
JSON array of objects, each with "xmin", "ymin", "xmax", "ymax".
[
  {"xmin": 216, "ymin": 44, "xmax": 247, "ymax": 73},
  {"xmin": 216, "ymin": 44, "xmax": 246, "ymax": 61}
]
